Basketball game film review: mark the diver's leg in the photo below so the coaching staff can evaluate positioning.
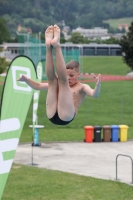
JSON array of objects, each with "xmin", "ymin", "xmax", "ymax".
[
  {"xmin": 51, "ymin": 25, "xmax": 75, "ymax": 121},
  {"xmin": 45, "ymin": 25, "xmax": 58, "ymax": 118}
]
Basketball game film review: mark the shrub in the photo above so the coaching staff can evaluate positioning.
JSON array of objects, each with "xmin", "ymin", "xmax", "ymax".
[{"xmin": 0, "ymin": 57, "xmax": 9, "ymax": 74}]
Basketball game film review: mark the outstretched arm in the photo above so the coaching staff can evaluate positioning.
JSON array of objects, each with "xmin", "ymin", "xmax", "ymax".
[
  {"xmin": 83, "ymin": 74, "xmax": 101, "ymax": 98},
  {"xmin": 18, "ymin": 75, "xmax": 48, "ymax": 90}
]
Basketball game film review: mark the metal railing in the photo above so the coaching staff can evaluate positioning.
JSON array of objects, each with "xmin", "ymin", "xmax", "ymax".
[{"xmin": 116, "ymin": 154, "xmax": 133, "ymax": 184}]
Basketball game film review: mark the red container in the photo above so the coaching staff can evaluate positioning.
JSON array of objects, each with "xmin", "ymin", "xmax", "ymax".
[{"xmin": 84, "ymin": 126, "xmax": 94, "ymax": 143}]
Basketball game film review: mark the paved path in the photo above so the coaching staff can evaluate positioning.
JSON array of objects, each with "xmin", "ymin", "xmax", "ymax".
[{"xmin": 14, "ymin": 141, "xmax": 133, "ymax": 185}]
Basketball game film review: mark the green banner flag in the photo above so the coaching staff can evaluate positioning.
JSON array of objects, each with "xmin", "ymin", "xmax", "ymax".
[
  {"xmin": 0, "ymin": 56, "xmax": 37, "ymax": 199},
  {"xmin": 32, "ymin": 62, "xmax": 43, "ymax": 126}
]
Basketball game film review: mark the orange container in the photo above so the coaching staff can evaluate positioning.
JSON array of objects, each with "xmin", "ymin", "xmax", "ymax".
[{"xmin": 84, "ymin": 126, "xmax": 94, "ymax": 143}]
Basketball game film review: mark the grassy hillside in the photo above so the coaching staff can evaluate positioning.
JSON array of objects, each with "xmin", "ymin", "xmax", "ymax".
[
  {"xmin": 103, "ymin": 17, "xmax": 133, "ymax": 29},
  {"xmin": 1, "ymin": 0, "xmax": 133, "ymax": 36}
]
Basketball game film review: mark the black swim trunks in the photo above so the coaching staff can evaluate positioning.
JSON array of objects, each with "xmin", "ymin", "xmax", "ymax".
[{"xmin": 49, "ymin": 112, "xmax": 75, "ymax": 125}]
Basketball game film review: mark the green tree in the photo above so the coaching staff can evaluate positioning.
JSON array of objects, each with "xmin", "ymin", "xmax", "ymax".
[
  {"xmin": 0, "ymin": 17, "xmax": 10, "ymax": 44},
  {"xmin": 68, "ymin": 32, "xmax": 89, "ymax": 44},
  {"xmin": 60, "ymin": 37, "xmax": 66, "ymax": 44},
  {"xmin": 0, "ymin": 56, "xmax": 9, "ymax": 74},
  {"xmin": 1, "ymin": 0, "xmax": 133, "ymax": 35},
  {"xmin": 120, "ymin": 21, "xmax": 133, "ymax": 71},
  {"xmin": 102, "ymin": 37, "xmax": 120, "ymax": 44}
]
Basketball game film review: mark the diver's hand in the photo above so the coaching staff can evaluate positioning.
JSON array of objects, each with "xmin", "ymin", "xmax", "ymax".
[
  {"xmin": 17, "ymin": 75, "xmax": 28, "ymax": 82},
  {"xmin": 92, "ymin": 74, "xmax": 101, "ymax": 85}
]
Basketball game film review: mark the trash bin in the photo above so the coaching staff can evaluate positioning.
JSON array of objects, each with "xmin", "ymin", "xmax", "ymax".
[
  {"xmin": 94, "ymin": 126, "xmax": 102, "ymax": 142},
  {"xmin": 84, "ymin": 126, "xmax": 94, "ymax": 143},
  {"xmin": 119, "ymin": 125, "xmax": 129, "ymax": 142},
  {"xmin": 103, "ymin": 125, "xmax": 111, "ymax": 142},
  {"xmin": 111, "ymin": 125, "xmax": 119, "ymax": 142}
]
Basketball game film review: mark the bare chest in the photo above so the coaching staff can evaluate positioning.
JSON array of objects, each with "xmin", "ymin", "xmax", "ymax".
[{"xmin": 70, "ymin": 84, "xmax": 86, "ymax": 109}]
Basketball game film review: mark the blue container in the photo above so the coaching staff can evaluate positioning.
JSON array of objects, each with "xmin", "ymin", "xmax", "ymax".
[
  {"xmin": 34, "ymin": 128, "xmax": 39, "ymax": 145},
  {"xmin": 111, "ymin": 125, "xmax": 119, "ymax": 142}
]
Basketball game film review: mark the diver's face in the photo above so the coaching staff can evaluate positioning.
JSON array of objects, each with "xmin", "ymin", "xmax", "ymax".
[{"xmin": 66, "ymin": 68, "xmax": 80, "ymax": 86}]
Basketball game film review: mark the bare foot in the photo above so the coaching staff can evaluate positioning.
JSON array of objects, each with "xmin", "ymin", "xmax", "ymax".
[
  {"xmin": 45, "ymin": 25, "xmax": 54, "ymax": 49},
  {"xmin": 51, "ymin": 24, "xmax": 60, "ymax": 48}
]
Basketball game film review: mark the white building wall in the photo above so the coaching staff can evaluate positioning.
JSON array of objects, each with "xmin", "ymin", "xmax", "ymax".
[{"xmin": 72, "ymin": 27, "xmax": 108, "ymax": 38}]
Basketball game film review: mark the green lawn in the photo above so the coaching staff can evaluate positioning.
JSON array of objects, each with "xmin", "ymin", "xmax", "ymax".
[
  {"xmin": 103, "ymin": 17, "xmax": 133, "ymax": 29},
  {"xmin": 81, "ymin": 56, "xmax": 131, "ymax": 75},
  {"xmin": 0, "ymin": 56, "xmax": 133, "ymax": 142},
  {"xmin": 2, "ymin": 164, "xmax": 133, "ymax": 200},
  {"xmin": 19, "ymin": 80, "xmax": 133, "ymax": 143},
  {"xmin": 1, "ymin": 56, "xmax": 133, "ymax": 200}
]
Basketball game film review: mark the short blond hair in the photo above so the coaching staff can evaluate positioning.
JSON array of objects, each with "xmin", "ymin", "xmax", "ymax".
[{"xmin": 66, "ymin": 60, "xmax": 80, "ymax": 72}]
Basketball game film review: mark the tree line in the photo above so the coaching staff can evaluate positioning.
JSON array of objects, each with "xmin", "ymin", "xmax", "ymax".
[
  {"xmin": 1, "ymin": 17, "xmax": 133, "ymax": 73},
  {"xmin": 0, "ymin": 0, "xmax": 133, "ymax": 36},
  {"xmin": 0, "ymin": 0, "xmax": 133, "ymax": 72}
]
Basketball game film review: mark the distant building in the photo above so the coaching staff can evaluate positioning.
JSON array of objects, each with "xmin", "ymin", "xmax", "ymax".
[
  {"xmin": 72, "ymin": 27, "xmax": 108, "ymax": 39},
  {"xmin": 17, "ymin": 24, "xmax": 32, "ymax": 33},
  {"xmin": 118, "ymin": 24, "xmax": 129, "ymax": 32},
  {"xmin": 62, "ymin": 26, "xmax": 71, "ymax": 40},
  {"xmin": 113, "ymin": 33, "xmax": 125, "ymax": 40},
  {"xmin": 0, "ymin": 42, "xmax": 122, "ymax": 61}
]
